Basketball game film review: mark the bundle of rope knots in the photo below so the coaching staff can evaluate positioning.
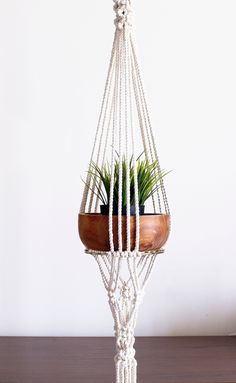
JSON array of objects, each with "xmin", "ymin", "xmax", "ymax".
[
  {"xmin": 114, "ymin": 0, "xmax": 133, "ymax": 30},
  {"xmin": 115, "ymin": 325, "xmax": 136, "ymax": 363}
]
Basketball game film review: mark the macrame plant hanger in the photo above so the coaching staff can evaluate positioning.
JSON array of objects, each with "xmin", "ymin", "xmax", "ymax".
[{"xmin": 79, "ymin": 1, "xmax": 170, "ymax": 382}]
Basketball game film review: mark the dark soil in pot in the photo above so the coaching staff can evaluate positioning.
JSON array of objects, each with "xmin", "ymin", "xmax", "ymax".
[{"xmin": 100, "ymin": 204, "xmax": 145, "ymax": 215}]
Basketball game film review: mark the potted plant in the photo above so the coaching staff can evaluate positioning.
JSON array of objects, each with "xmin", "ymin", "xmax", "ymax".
[{"xmin": 79, "ymin": 154, "xmax": 170, "ymax": 252}]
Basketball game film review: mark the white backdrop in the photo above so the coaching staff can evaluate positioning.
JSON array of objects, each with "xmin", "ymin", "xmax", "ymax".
[{"xmin": 0, "ymin": 0, "xmax": 236, "ymax": 336}]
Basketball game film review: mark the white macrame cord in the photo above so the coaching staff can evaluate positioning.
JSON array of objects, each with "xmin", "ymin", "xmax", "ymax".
[{"xmin": 80, "ymin": 2, "xmax": 170, "ymax": 383}]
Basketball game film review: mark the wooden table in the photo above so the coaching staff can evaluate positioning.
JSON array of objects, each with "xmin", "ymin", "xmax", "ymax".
[{"xmin": 0, "ymin": 337, "xmax": 236, "ymax": 383}]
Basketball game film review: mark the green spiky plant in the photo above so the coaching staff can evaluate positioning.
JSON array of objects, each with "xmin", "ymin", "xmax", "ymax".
[{"xmin": 83, "ymin": 153, "xmax": 169, "ymax": 214}]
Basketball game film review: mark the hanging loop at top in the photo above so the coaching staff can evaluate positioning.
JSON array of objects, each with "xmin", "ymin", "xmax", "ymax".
[{"xmin": 113, "ymin": 0, "xmax": 133, "ymax": 30}]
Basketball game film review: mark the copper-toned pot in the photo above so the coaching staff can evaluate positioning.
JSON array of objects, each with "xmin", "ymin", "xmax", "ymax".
[{"xmin": 78, "ymin": 213, "xmax": 170, "ymax": 252}]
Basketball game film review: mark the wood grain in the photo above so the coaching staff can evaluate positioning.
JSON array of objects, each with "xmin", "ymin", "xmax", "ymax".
[
  {"xmin": 0, "ymin": 337, "xmax": 236, "ymax": 383},
  {"xmin": 78, "ymin": 213, "xmax": 170, "ymax": 251}
]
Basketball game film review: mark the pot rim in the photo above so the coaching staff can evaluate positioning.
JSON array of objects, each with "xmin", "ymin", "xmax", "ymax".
[{"xmin": 79, "ymin": 212, "xmax": 170, "ymax": 217}]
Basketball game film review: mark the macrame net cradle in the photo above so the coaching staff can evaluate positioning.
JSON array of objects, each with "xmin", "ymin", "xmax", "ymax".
[{"xmin": 79, "ymin": 1, "xmax": 170, "ymax": 382}]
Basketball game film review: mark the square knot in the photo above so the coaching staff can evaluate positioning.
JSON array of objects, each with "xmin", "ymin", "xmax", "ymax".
[{"xmin": 120, "ymin": 284, "xmax": 131, "ymax": 300}]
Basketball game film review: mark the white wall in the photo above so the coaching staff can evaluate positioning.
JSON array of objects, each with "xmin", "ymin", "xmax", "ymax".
[{"xmin": 0, "ymin": 0, "xmax": 236, "ymax": 336}]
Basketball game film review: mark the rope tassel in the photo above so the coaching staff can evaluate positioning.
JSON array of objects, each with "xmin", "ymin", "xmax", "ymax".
[{"xmin": 116, "ymin": 360, "xmax": 136, "ymax": 383}]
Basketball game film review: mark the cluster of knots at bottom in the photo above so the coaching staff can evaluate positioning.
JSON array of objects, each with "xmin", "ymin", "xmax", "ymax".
[{"xmin": 93, "ymin": 252, "xmax": 160, "ymax": 383}]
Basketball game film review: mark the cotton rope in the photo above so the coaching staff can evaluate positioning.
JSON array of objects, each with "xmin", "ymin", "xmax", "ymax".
[{"xmin": 80, "ymin": 1, "xmax": 170, "ymax": 382}]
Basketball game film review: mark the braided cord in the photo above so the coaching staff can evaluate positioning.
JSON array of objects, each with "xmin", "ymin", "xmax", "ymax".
[
  {"xmin": 80, "ymin": 30, "xmax": 118, "ymax": 213},
  {"xmin": 130, "ymin": 34, "xmax": 170, "ymax": 214},
  {"xmin": 80, "ymin": 4, "xmax": 170, "ymax": 383}
]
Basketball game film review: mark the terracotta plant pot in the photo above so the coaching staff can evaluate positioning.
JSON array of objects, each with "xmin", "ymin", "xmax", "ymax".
[{"xmin": 78, "ymin": 213, "xmax": 170, "ymax": 252}]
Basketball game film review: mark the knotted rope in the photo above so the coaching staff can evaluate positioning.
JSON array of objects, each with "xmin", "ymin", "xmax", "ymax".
[
  {"xmin": 80, "ymin": 1, "xmax": 170, "ymax": 382},
  {"xmin": 93, "ymin": 252, "xmax": 161, "ymax": 383},
  {"xmin": 114, "ymin": 0, "xmax": 133, "ymax": 30}
]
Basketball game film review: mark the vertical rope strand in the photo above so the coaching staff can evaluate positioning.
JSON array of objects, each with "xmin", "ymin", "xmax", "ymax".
[
  {"xmin": 94, "ymin": 64, "xmax": 118, "ymax": 212},
  {"xmin": 88, "ymin": 46, "xmax": 116, "ymax": 213},
  {"xmin": 128, "ymin": 30, "xmax": 140, "ymax": 252},
  {"xmin": 130, "ymin": 34, "xmax": 170, "ymax": 214},
  {"xmin": 130, "ymin": 36, "xmax": 160, "ymax": 213},
  {"xmin": 80, "ymin": 30, "xmax": 118, "ymax": 213},
  {"xmin": 118, "ymin": 29, "xmax": 124, "ymax": 253},
  {"xmin": 109, "ymin": 31, "xmax": 121, "ymax": 252},
  {"xmin": 124, "ymin": 26, "xmax": 131, "ymax": 253},
  {"xmin": 130, "ymin": 50, "xmax": 158, "ymax": 213}
]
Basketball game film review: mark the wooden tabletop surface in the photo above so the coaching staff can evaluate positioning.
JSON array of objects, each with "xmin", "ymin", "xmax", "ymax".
[{"xmin": 0, "ymin": 337, "xmax": 236, "ymax": 383}]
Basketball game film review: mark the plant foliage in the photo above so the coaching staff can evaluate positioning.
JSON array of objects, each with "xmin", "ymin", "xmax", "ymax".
[{"xmin": 83, "ymin": 154, "xmax": 169, "ymax": 207}]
